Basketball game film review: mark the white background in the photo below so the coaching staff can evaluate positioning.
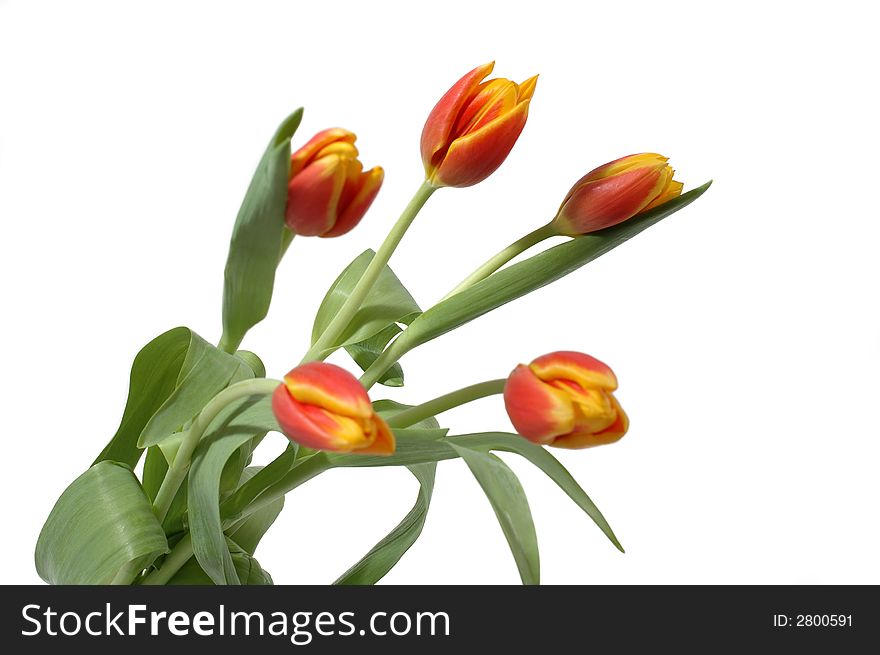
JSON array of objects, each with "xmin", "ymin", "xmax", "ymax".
[{"xmin": 1, "ymin": 0, "xmax": 878, "ymax": 585}]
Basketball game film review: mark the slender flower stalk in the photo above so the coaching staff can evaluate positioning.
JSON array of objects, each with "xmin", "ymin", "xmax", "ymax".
[
  {"xmin": 151, "ymin": 378, "xmax": 281, "ymax": 523},
  {"xmin": 302, "ymin": 180, "xmax": 436, "ymax": 363},
  {"xmin": 360, "ymin": 331, "xmax": 415, "ymax": 390},
  {"xmin": 441, "ymin": 222, "xmax": 557, "ymax": 300},
  {"xmin": 140, "ymin": 534, "xmax": 193, "ymax": 585},
  {"xmin": 385, "ymin": 379, "xmax": 507, "ymax": 428},
  {"xmin": 110, "ymin": 560, "xmax": 146, "ymax": 585}
]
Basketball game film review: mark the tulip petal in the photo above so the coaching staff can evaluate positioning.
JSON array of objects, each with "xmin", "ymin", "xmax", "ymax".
[
  {"xmin": 290, "ymin": 128, "xmax": 356, "ymax": 178},
  {"xmin": 552, "ymin": 396, "xmax": 629, "ymax": 449},
  {"xmin": 530, "ymin": 351, "xmax": 618, "ymax": 391},
  {"xmin": 554, "ymin": 165, "xmax": 667, "ymax": 235},
  {"xmin": 433, "ymin": 98, "xmax": 530, "ymax": 188},
  {"xmin": 564, "ymin": 384, "xmax": 617, "ymax": 433},
  {"xmin": 283, "ymin": 362, "xmax": 373, "ymax": 419},
  {"xmin": 581, "ymin": 153, "xmax": 669, "ymax": 184},
  {"xmin": 517, "ymin": 75, "xmax": 539, "ymax": 101},
  {"xmin": 353, "ymin": 415, "xmax": 396, "ymax": 456},
  {"xmin": 272, "ymin": 385, "xmax": 361, "ymax": 451},
  {"xmin": 285, "ymin": 155, "xmax": 346, "ymax": 236},
  {"xmin": 504, "ymin": 364, "xmax": 574, "ymax": 444},
  {"xmin": 451, "ymin": 79, "xmax": 519, "ymax": 136},
  {"xmin": 322, "ymin": 166, "xmax": 384, "ymax": 238},
  {"xmin": 420, "ymin": 61, "xmax": 495, "ymax": 172},
  {"xmin": 642, "ymin": 178, "xmax": 684, "ymax": 212}
]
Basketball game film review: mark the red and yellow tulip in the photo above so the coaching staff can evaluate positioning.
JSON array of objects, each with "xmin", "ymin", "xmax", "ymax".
[
  {"xmin": 504, "ymin": 351, "xmax": 628, "ymax": 449},
  {"xmin": 421, "ymin": 62, "xmax": 537, "ymax": 188},
  {"xmin": 272, "ymin": 362, "xmax": 395, "ymax": 454},
  {"xmin": 552, "ymin": 154, "xmax": 682, "ymax": 236},
  {"xmin": 285, "ymin": 128, "xmax": 384, "ymax": 237}
]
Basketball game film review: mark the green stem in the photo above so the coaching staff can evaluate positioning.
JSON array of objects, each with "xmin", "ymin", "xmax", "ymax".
[
  {"xmin": 440, "ymin": 223, "xmax": 558, "ymax": 302},
  {"xmin": 217, "ymin": 332, "xmax": 242, "ymax": 355},
  {"xmin": 110, "ymin": 560, "xmax": 144, "ymax": 585},
  {"xmin": 360, "ymin": 223, "xmax": 557, "ymax": 387},
  {"xmin": 140, "ymin": 534, "xmax": 193, "ymax": 585},
  {"xmin": 143, "ymin": 452, "xmax": 331, "ymax": 585},
  {"xmin": 141, "ymin": 453, "xmax": 332, "ymax": 585},
  {"xmin": 360, "ymin": 330, "xmax": 416, "ymax": 390},
  {"xmin": 221, "ymin": 453, "xmax": 334, "ymax": 526},
  {"xmin": 441, "ymin": 222, "xmax": 557, "ymax": 301},
  {"xmin": 385, "ymin": 379, "xmax": 507, "ymax": 428},
  {"xmin": 301, "ymin": 180, "xmax": 437, "ymax": 363},
  {"xmin": 151, "ymin": 378, "xmax": 281, "ymax": 524}
]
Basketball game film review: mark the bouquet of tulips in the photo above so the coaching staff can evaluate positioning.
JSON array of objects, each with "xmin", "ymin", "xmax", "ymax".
[{"xmin": 35, "ymin": 62, "xmax": 710, "ymax": 585}]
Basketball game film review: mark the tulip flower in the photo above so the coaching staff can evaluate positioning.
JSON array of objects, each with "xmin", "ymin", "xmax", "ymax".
[
  {"xmin": 285, "ymin": 128, "xmax": 384, "ymax": 237},
  {"xmin": 552, "ymin": 153, "xmax": 683, "ymax": 236},
  {"xmin": 504, "ymin": 351, "xmax": 628, "ymax": 449},
  {"xmin": 421, "ymin": 62, "xmax": 537, "ymax": 188},
  {"xmin": 272, "ymin": 362, "xmax": 395, "ymax": 454}
]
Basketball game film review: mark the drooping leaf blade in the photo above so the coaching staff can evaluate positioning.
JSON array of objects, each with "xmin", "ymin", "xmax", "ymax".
[
  {"xmin": 221, "ymin": 108, "xmax": 304, "ymax": 351},
  {"xmin": 35, "ymin": 461, "xmax": 168, "ymax": 584},
  {"xmin": 334, "ymin": 462, "xmax": 436, "ymax": 585},
  {"xmin": 330, "ymin": 430, "xmax": 450, "ymax": 468},
  {"xmin": 453, "ymin": 432, "xmax": 624, "ymax": 552},
  {"xmin": 334, "ymin": 401, "xmax": 443, "ymax": 585},
  {"xmin": 333, "ymin": 430, "xmax": 623, "ymax": 551},
  {"xmin": 451, "ymin": 444, "xmax": 540, "ymax": 585}
]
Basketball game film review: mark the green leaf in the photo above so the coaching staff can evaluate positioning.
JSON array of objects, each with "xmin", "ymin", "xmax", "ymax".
[
  {"xmin": 334, "ymin": 401, "xmax": 442, "ymax": 585},
  {"xmin": 219, "ymin": 442, "xmax": 297, "ymax": 521},
  {"xmin": 311, "ymin": 249, "xmax": 421, "ymax": 356},
  {"xmin": 142, "ymin": 446, "xmax": 168, "ymax": 502},
  {"xmin": 346, "ymin": 324, "xmax": 406, "ymax": 387},
  {"xmin": 139, "ymin": 330, "xmax": 254, "ymax": 447},
  {"xmin": 450, "ymin": 444, "xmax": 539, "ymax": 585},
  {"xmin": 331, "ymin": 429, "xmax": 451, "ymax": 468},
  {"xmin": 35, "ymin": 461, "xmax": 168, "ymax": 584},
  {"xmin": 372, "ymin": 399, "xmax": 443, "ymax": 430},
  {"xmin": 334, "ymin": 462, "xmax": 436, "ymax": 585},
  {"xmin": 226, "ymin": 467, "xmax": 286, "ymax": 555},
  {"xmin": 93, "ymin": 327, "xmax": 192, "ymax": 468},
  {"xmin": 399, "ymin": 183, "xmax": 712, "ymax": 354},
  {"xmin": 167, "ymin": 537, "xmax": 273, "ymax": 585},
  {"xmin": 221, "ymin": 108, "xmax": 304, "ymax": 351},
  {"xmin": 235, "ymin": 350, "xmax": 266, "ymax": 378},
  {"xmin": 332, "ymin": 429, "xmax": 622, "ymax": 552},
  {"xmin": 453, "ymin": 432, "xmax": 624, "ymax": 552},
  {"xmin": 187, "ymin": 397, "xmax": 270, "ymax": 585}
]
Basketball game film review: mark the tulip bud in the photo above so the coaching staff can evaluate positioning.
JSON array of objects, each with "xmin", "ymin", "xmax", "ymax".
[
  {"xmin": 551, "ymin": 154, "xmax": 683, "ymax": 236},
  {"xmin": 272, "ymin": 362, "xmax": 395, "ymax": 455},
  {"xmin": 421, "ymin": 62, "xmax": 537, "ymax": 188},
  {"xmin": 503, "ymin": 351, "xmax": 628, "ymax": 449},
  {"xmin": 285, "ymin": 128, "xmax": 384, "ymax": 237}
]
